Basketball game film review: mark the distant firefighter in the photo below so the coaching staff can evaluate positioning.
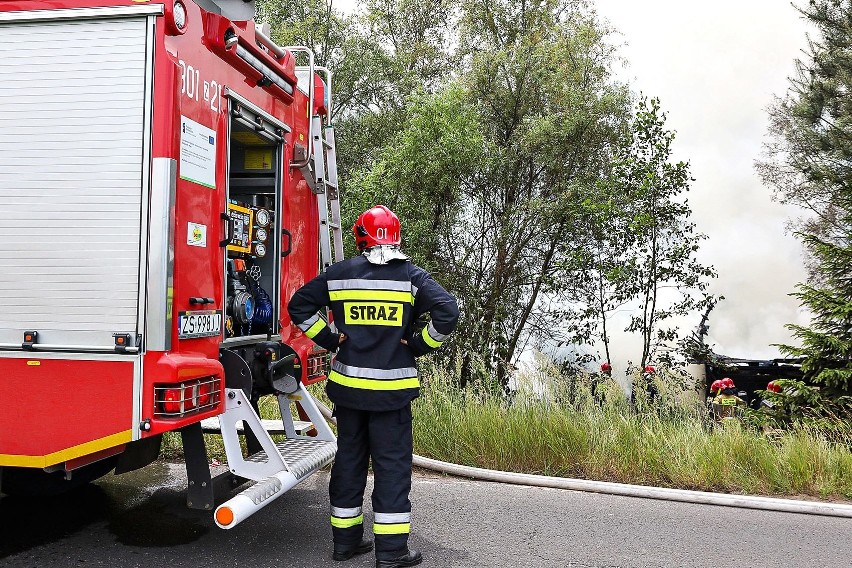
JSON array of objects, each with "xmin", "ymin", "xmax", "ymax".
[{"xmin": 711, "ymin": 377, "xmax": 746, "ymax": 420}]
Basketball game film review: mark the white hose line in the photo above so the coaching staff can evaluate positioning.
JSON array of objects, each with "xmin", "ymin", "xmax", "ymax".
[
  {"xmin": 311, "ymin": 395, "xmax": 852, "ymax": 519},
  {"xmin": 410, "ymin": 455, "xmax": 852, "ymax": 518}
]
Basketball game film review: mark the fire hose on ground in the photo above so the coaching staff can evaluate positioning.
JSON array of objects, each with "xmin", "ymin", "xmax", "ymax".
[{"xmin": 310, "ymin": 395, "xmax": 852, "ymax": 519}]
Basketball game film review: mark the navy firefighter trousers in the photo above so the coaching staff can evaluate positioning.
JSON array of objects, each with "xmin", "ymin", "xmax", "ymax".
[{"xmin": 330, "ymin": 404, "xmax": 414, "ymax": 560}]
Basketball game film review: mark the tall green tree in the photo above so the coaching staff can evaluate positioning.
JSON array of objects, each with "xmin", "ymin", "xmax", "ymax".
[
  {"xmin": 617, "ymin": 98, "xmax": 717, "ymax": 368},
  {"xmin": 347, "ymin": 0, "xmax": 631, "ymax": 387},
  {"xmin": 447, "ymin": 0, "xmax": 630, "ymax": 386},
  {"xmin": 557, "ymin": 98, "xmax": 716, "ymax": 370},
  {"xmin": 261, "ymin": 0, "xmax": 714, "ymax": 388},
  {"xmin": 760, "ymin": 0, "xmax": 852, "ymax": 422},
  {"xmin": 757, "ymin": 1, "xmax": 852, "ymax": 276}
]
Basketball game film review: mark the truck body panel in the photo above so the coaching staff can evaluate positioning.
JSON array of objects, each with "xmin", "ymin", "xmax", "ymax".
[{"xmin": 0, "ymin": 1, "xmax": 331, "ymax": 489}]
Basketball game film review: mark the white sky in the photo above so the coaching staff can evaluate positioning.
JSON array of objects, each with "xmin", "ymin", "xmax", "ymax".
[
  {"xmin": 594, "ymin": 0, "xmax": 812, "ymax": 366},
  {"xmin": 333, "ymin": 0, "xmax": 814, "ymax": 366}
]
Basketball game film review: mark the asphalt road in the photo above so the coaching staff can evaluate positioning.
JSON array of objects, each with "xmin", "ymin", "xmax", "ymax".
[{"xmin": 1, "ymin": 463, "xmax": 850, "ymax": 568}]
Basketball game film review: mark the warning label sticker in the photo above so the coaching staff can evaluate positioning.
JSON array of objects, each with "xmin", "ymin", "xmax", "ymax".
[
  {"xmin": 187, "ymin": 222, "xmax": 207, "ymax": 247},
  {"xmin": 180, "ymin": 116, "xmax": 216, "ymax": 189}
]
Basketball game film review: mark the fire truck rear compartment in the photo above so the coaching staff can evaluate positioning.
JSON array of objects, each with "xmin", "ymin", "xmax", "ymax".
[
  {"xmin": 224, "ymin": 118, "xmax": 283, "ymax": 341},
  {"xmin": 201, "ymin": 99, "xmax": 341, "ymax": 527}
]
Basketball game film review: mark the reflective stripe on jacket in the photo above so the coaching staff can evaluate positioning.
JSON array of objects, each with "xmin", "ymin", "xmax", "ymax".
[{"xmin": 288, "ymin": 254, "xmax": 459, "ymax": 411}]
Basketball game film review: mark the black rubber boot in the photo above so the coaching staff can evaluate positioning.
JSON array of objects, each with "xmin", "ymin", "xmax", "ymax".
[
  {"xmin": 376, "ymin": 549, "xmax": 423, "ymax": 568},
  {"xmin": 333, "ymin": 539, "xmax": 374, "ymax": 561}
]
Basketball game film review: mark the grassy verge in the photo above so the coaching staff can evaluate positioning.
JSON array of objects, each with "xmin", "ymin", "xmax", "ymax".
[{"xmin": 412, "ymin": 367, "xmax": 852, "ymax": 499}]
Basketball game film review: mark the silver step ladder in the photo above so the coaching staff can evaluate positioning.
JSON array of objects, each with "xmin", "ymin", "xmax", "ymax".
[
  {"xmin": 302, "ymin": 115, "xmax": 344, "ymax": 270},
  {"xmin": 213, "ymin": 384, "xmax": 336, "ymax": 529}
]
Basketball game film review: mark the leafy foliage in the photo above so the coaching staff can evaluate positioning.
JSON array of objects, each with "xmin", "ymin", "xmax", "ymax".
[
  {"xmin": 775, "ymin": 234, "xmax": 852, "ymax": 424},
  {"xmin": 757, "ymin": 0, "xmax": 852, "ymax": 275},
  {"xmin": 344, "ymin": 85, "xmax": 486, "ymax": 269},
  {"xmin": 260, "ymin": 0, "xmax": 716, "ymax": 389}
]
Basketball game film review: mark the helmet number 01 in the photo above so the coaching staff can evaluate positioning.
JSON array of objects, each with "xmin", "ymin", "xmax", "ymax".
[{"xmin": 376, "ymin": 228, "xmax": 387, "ymax": 240}]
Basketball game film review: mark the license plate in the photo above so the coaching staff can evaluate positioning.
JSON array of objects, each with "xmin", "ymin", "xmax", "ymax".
[{"xmin": 178, "ymin": 310, "xmax": 222, "ymax": 339}]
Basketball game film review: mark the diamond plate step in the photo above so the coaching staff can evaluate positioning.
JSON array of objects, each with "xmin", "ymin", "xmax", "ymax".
[{"xmin": 246, "ymin": 438, "xmax": 337, "ymax": 480}]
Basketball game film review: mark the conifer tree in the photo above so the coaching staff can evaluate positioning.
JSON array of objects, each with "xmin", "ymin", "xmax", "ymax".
[{"xmin": 760, "ymin": 0, "xmax": 852, "ymax": 423}]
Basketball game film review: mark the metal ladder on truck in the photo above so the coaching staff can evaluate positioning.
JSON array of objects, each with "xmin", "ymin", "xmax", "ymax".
[
  {"xmin": 305, "ymin": 115, "xmax": 344, "ymax": 269},
  {"xmin": 206, "ymin": 42, "xmax": 340, "ymax": 530}
]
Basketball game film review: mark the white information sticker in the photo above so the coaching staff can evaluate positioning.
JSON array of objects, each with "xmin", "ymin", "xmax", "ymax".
[
  {"xmin": 179, "ymin": 116, "xmax": 217, "ymax": 188},
  {"xmin": 187, "ymin": 222, "xmax": 207, "ymax": 247}
]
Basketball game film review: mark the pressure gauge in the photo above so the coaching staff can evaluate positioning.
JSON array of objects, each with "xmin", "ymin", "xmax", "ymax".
[
  {"xmin": 255, "ymin": 228, "xmax": 268, "ymax": 242},
  {"xmin": 255, "ymin": 209, "xmax": 271, "ymax": 227},
  {"xmin": 254, "ymin": 243, "xmax": 267, "ymax": 258}
]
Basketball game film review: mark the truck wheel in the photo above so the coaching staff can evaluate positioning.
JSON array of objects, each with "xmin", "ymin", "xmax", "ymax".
[{"xmin": 1, "ymin": 457, "xmax": 119, "ymax": 497}]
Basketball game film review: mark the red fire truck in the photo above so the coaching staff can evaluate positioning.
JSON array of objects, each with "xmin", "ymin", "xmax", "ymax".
[{"xmin": 0, "ymin": 0, "xmax": 344, "ymax": 528}]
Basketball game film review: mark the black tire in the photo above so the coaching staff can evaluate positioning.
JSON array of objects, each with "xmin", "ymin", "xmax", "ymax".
[{"xmin": 1, "ymin": 456, "xmax": 119, "ymax": 497}]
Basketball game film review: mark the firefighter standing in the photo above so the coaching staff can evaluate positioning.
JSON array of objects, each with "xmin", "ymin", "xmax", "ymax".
[
  {"xmin": 593, "ymin": 362, "xmax": 612, "ymax": 402},
  {"xmin": 288, "ymin": 205, "xmax": 459, "ymax": 568},
  {"xmin": 712, "ymin": 377, "xmax": 746, "ymax": 420},
  {"xmin": 631, "ymin": 364, "xmax": 659, "ymax": 406}
]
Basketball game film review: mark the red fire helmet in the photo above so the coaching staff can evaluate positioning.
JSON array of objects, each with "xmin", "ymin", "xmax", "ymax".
[
  {"xmin": 721, "ymin": 377, "xmax": 735, "ymax": 389},
  {"xmin": 352, "ymin": 205, "xmax": 401, "ymax": 251},
  {"xmin": 766, "ymin": 380, "xmax": 781, "ymax": 393},
  {"xmin": 601, "ymin": 362, "xmax": 612, "ymax": 372},
  {"xmin": 710, "ymin": 379, "xmax": 723, "ymax": 393},
  {"xmin": 644, "ymin": 365, "xmax": 655, "ymax": 374}
]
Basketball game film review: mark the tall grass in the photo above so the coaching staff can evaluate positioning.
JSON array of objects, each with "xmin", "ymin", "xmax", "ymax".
[{"xmin": 412, "ymin": 359, "xmax": 852, "ymax": 499}]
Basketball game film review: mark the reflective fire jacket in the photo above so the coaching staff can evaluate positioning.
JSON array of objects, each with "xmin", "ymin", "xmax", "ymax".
[{"xmin": 287, "ymin": 254, "xmax": 459, "ymax": 411}]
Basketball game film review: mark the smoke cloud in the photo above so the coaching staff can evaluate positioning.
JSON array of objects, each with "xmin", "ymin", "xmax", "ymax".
[{"xmin": 595, "ymin": 0, "xmax": 812, "ymax": 368}]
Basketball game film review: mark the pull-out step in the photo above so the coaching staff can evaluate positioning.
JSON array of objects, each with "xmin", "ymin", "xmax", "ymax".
[
  {"xmin": 213, "ymin": 385, "xmax": 336, "ymax": 528},
  {"xmin": 246, "ymin": 438, "xmax": 337, "ymax": 480}
]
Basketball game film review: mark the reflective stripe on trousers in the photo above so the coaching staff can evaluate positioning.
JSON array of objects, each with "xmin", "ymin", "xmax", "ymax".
[
  {"xmin": 374, "ymin": 512, "xmax": 411, "ymax": 535},
  {"xmin": 331, "ymin": 506, "xmax": 364, "ymax": 529}
]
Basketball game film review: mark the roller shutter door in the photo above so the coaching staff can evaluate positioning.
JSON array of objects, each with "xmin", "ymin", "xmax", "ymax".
[{"xmin": 0, "ymin": 13, "xmax": 152, "ymax": 351}]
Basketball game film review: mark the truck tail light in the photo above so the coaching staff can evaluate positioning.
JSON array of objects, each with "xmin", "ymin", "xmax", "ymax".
[
  {"xmin": 155, "ymin": 376, "xmax": 221, "ymax": 418},
  {"xmin": 162, "ymin": 388, "xmax": 182, "ymax": 414},
  {"xmin": 306, "ymin": 352, "xmax": 328, "ymax": 380},
  {"xmin": 198, "ymin": 381, "xmax": 212, "ymax": 406}
]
